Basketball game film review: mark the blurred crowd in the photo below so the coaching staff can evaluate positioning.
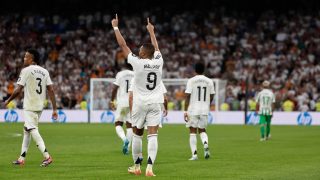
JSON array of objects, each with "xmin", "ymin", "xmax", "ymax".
[{"xmin": 1, "ymin": 9, "xmax": 320, "ymax": 111}]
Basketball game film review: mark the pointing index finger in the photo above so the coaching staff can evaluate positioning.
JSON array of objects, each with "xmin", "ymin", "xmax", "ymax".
[
  {"xmin": 147, "ymin": 17, "xmax": 150, "ymax": 24},
  {"xmin": 116, "ymin": 13, "xmax": 118, "ymax": 20}
]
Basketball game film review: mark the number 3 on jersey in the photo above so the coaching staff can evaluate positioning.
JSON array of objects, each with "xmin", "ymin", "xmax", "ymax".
[
  {"xmin": 146, "ymin": 72, "xmax": 157, "ymax": 90},
  {"xmin": 36, "ymin": 78, "xmax": 42, "ymax": 94}
]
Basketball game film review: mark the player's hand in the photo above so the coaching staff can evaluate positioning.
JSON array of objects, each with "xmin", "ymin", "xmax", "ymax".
[
  {"xmin": 146, "ymin": 17, "xmax": 154, "ymax": 33},
  {"xmin": 163, "ymin": 109, "xmax": 168, "ymax": 117},
  {"xmin": 52, "ymin": 110, "xmax": 58, "ymax": 121},
  {"xmin": 109, "ymin": 101, "xmax": 116, "ymax": 111},
  {"xmin": 184, "ymin": 112, "xmax": 189, "ymax": 122},
  {"xmin": 111, "ymin": 14, "xmax": 119, "ymax": 28},
  {"xmin": 2, "ymin": 100, "xmax": 9, "ymax": 108}
]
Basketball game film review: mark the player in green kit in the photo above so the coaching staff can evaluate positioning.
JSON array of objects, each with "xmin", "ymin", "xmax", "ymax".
[{"xmin": 255, "ymin": 81, "xmax": 275, "ymax": 141}]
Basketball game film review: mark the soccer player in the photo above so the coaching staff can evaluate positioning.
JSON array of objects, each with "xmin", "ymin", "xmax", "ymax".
[
  {"xmin": 112, "ymin": 14, "xmax": 163, "ymax": 176},
  {"xmin": 255, "ymin": 80, "xmax": 275, "ymax": 141},
  {"xmin": 184, "ymin": 62, "xmax": 215, "ymax": 160},
  {"xmin": 129, "ymin": 81, "xmax": 168, "ymax": 128},
  {"xmin": 109, "ymin": 62, "xmax": 134, "ymax": 155},
  {"xmin": 3, "ymin": 49, "xmax": 57, "ymax": 167}
]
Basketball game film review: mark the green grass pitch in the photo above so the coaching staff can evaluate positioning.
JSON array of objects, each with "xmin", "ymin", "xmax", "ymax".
[{"xmin": 0, "ymin": 123, "xmax": 319, "ymax": 179}]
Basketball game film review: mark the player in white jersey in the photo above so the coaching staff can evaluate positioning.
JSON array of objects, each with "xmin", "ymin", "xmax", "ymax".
[
  {"xmin": 112, "ymin": 14, "xmax": 162, "ymax": 176},
  {"xmin": 255, "ymin": 80, "xmax": 275, "ymax": 141},
  {"xmin": 129, "ymin": 81, "xmax": 168, "ymax": 128},
  {"xmin": 110, "ymin": 62, "xmax": 134, "ymax": 155},
  {"xmin": 3, "ymin": 49, "xmax": 57, "ymax": 167},
  {"xmin": 184, "ymin": 62, "xmax": 215, "ymax": 161}
]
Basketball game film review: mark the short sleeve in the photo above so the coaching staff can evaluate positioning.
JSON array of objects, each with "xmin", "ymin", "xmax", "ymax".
[
  {"xmin": 185, "ymin": 79, "xmax": 192, "ymax": 94},
  {"xmin": 272, "ymin": 93, "xmax": 276, "ymax": 103},
  {"xmin": 128, "ymin": 80, "xmax": 133, "ymax": 92},
  {"xmin": 154, "ymin": 51, "xmax": 162, "ymax": 60},
  {"xmin": 210, "ymin": 80, "xmax": 215, "ymax": 94},
  {"xmin": 161, "ymin": 82, "xmax": 167, "ymax": 94},
  {"xmin": 17, "ymin": 68, "xmax": 28, "ymax": 86},
  {"xmin": 47, "ymin": 74, "xmax": 53, "ymax": 86},
  {"xmin": 127, "ymin": 52, "xmax": 139, "ymax": 65},
  {"xmin": 255, "ymin": 93, "xmax": 260, "ymax": 103},
  {"xmin": 113, "ymin": 73, "xmax": 120, "ymax": 86}
]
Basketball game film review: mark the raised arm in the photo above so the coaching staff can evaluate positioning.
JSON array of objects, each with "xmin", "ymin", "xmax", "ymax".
[
  {"xmin": 146, "ymin": 18, "xmax": 159, "ymax": 51},
  {"xmin": 111, "ymin": 14, "xmax": 131, "ymax": 57}
]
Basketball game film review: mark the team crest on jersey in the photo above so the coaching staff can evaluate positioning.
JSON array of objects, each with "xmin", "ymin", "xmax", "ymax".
[
  {"xmin": 4, "ymin": 110, "xmax": 19, "ymax": 122},
  {"xmin": 297, "ymin": 112, "xmax": 312, "ymax": 125}
]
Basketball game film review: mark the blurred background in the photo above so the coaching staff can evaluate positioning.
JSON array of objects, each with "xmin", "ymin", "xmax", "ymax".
[{"xmin": 1, "ymin": 0, "xmax": 320, "ymax": 112}]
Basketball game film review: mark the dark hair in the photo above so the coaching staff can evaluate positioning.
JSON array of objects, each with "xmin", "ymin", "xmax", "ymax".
[
  {"xmin": 141, "ymin": 43, "xmax": 155, "ymax": 59},
  {"xmin": 195, "ymin": 62, "xmax": 205, "ymax": 74},
  {"xmin": 27, "ymin": 48, "xmax": 40, "ymax": 64}
]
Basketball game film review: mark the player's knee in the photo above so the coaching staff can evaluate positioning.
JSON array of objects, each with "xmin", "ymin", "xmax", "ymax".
[
  {"xmin": 189, "ymin": 127, "xmax": 197, "ymax": 134},
  {"xmin": 115, "ymin": 121, "xmax": 123, "ymax": 126},
  {"xmin": 147, "ymin": 126, "xmax": 158, "ymax": 135},
  {"xmin": 126, "ymin": 122, "xmax": 132, "ymax": 128},
  {"xmin": 134, "ymin": 127, "xmax": 144, "ymax": 136},
  {"xmin": 198, "ymin": 128, "xmax": 206, "ymax": 133}
]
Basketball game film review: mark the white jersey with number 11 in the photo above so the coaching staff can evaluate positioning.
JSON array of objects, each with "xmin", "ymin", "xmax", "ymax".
[{"xmin": 185, "ymin": 75, "xmax": 215, "ymax": 115}]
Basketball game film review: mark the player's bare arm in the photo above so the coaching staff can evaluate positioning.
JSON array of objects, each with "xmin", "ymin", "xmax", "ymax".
[
  {"xmin": 163, "ymin": 94, "xmax": 168, "ymax": 117},
  {"xmin": 47, "ymin": 85, "xmax": 58, "ymax": 120},
  {"xmin": 184, "ymin": 93, "xmax": 191, "ymax": 122},
  {"xmin": 129, "ymin": 91, "xmax": 133, "ymax": 114},
  {"xmin": 146, "ymin": 18, "xmax": 159, "ymax": 51},
  {"xmin": 3, "ymin": 85, "xmax": 24, "ymax": 107},
  {"xmin": 111, "ymin": 14, "xmax": 131, "ymax": 57},
  {"xmin": 110, "ymin": 85, "xmax": 119, "ymax": 111},
  {"xmin": 210, "ymin": 94, "xmax": 214, "ymax": 104}
]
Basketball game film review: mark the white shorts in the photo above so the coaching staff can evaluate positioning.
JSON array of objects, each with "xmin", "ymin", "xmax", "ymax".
[
  {"xmin": 186, "ymin": 115, "xmax": 208, "ymax": 129},
  {"xmin": 24, "ymin": 110, "xmax": 42, "ymax": 130},
  {"xmin": 132, "ymin": 103, "xmax": 161, "ymax": 129},
  {"xmin": 115, "ymin": 106, "xmax": 131, "ymax": 123}
]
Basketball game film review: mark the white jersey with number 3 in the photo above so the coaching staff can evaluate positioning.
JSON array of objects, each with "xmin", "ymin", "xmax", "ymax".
[
  {"xmin": 113, "ymin": 70, "xmax": 134, "ymax": 107},
  {"xmin": 128, "ymin": 51, "xmax": 164, "ymax": 105},
  {"xmin": 185, "ymin": 75, "xmax": 215, "ymax": 115},
  {"xmin": 17, "ymin": 65, "xmax": 53, "ymax": 111}
]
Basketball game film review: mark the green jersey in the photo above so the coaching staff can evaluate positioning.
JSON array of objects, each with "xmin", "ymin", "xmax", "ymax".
[{"xmin": 255, "ymin": 89, "xmax": 275, "ymax": 115}]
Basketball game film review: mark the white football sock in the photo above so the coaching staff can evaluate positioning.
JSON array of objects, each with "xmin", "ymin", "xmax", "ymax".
[
  {"xmin": 200, "ymin": 132, "xmax": 209, "ymax": 148},
  {"xmin": 30, "ymin": 129, "xmax": 50, "ymax": 159},
  {"xmin": 190, "ymin": 133, "xmax": 197, "ymax": 156},
  {"xmin": 132, "ymin": 134, "xmax": 143, "ymax": 165},
  {"xmin": 115, "ymin": 125, "xmax": 126, "ymax": 142},
  {"xmin": 126, "ymin": 128, "xmax": 133, "ymax": 146},
  {"xmin": 147, "ymin": 134, "xmax": 158, "ymax": 167},
  {"xmin": 19, "ymin": 130, "xmax": 31, "ymax": 160}
]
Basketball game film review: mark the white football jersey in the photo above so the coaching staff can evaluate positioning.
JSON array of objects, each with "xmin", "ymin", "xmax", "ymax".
[
  {"xmin": 113, "ymin": 70, "xmax": 134, "ymax": 107},
  {"xmin": 17, "ymin": 65, "xmax": 53, "ymax": 111},
  {"xmin": 255, "ymin": 89, "xmax": 275, "ymax": 115},
  {"xmin": 185, "ymin": 75, "xmax": 215, "ymax": 115},
  {"xmin": 129, "ymin": 80, "xmax": 166, "ymax": 93},
  {"xmin": 128, "ymin": 51, "xmax": 164, "ymax": 105},
  {"xmin": 161, "ymin": 82, "xmax": 167, "ymax": 94}
]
